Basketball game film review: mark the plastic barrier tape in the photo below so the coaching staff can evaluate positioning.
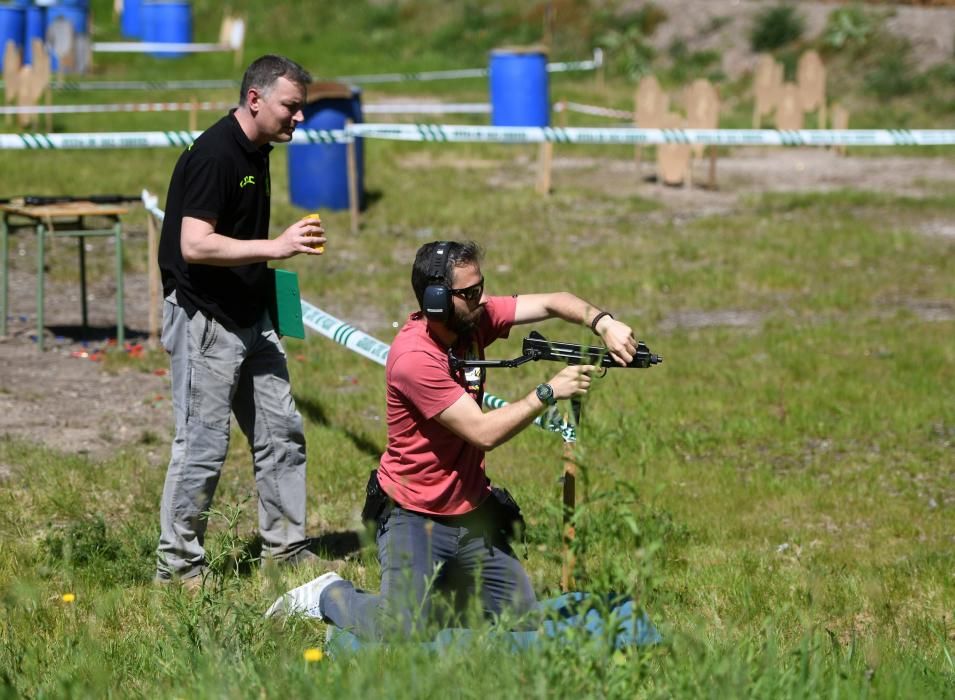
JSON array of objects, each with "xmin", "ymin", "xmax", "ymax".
[{"xmin": 5, "ymin": 126, "xmax": 955, "ymax": 149}]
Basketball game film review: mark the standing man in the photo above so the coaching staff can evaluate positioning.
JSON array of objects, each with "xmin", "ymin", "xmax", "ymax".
[
  {"xmin": 156, "ymin": 55, "xmax": 326, "ymax": 585},
  {"xmin": 267, "ymin": 240, "xmax": 639, "ymax": 638}
]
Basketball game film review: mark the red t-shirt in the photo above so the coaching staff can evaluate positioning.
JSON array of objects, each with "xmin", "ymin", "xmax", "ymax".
[{"xmin": 377, "ymin": 295, "xmax": 517, "ymax": 515}]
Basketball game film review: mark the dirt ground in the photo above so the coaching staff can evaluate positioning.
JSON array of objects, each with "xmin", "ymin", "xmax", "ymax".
[{"xmin": 1, "ymin": 148, "xmax": 953, "ymax": 464}]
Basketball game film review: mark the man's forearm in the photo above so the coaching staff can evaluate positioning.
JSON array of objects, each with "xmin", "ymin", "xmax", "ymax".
[{"xmin": 181, "ymin": 231, "xmax": 279, "ymax": 266}]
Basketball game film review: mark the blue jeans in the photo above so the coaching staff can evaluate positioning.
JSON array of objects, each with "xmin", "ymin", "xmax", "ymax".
[
  {"xmin": 321, "ymin": 503, "xmax": 537, "ymax": 640},
  {"xmin": 156, "ymin": 291, "xmax": 309, "ymax": 579}
]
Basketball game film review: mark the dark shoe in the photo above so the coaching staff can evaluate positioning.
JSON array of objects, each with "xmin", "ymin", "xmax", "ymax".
[
  {"xmin": 153, "ymin": 568, "xmax": 206, "ymax": 592},
  {"xmin": 262, "ymin": 547, "xmax": 344, "ymax": 571}
]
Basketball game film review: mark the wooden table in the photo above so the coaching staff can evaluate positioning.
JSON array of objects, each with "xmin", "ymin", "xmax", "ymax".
[{"xmin": 1, "ymin": 201, "xmax": 128, "ymax": 350}]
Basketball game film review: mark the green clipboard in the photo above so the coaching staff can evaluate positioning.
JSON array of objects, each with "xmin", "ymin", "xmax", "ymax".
[{"xmin": 268, "ymin": 268, "xmax": 306, "ymax": 339}]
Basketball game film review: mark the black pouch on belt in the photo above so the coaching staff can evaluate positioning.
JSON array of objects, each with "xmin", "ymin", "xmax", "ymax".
[
  {"xmin": 489, "ymin": 485, "xmax": 526, "ymax": 545},
  {"xmin": 360, "ymin": 469, "xmax": 394, "ymax": 528}
]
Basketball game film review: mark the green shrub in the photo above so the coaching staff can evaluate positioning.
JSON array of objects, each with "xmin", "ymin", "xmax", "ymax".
[
  {"xmin": 750, "ymin": 4, "xmax": 805, "ymax": 52},
  {"xmin": 822, "ymin": 4, "xmax": 876, "ymax": 51},
  {"xmin": 864, "ymin": 53, "xmax": 925, "ymax": 99}
]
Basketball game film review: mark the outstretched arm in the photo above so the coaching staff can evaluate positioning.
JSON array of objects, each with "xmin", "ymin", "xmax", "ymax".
[
  {"xmin": 435, "ymin": 364, "xmax": 594, "ymax": 451},
  {"xmin": 513, "ymin": 292, "xmax": 637, "ymax": 366}
]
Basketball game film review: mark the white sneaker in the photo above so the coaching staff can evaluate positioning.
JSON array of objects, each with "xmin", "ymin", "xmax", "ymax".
[{"xmin": 264, "ymin": 571, "xmax": 343, "ymax": 618}]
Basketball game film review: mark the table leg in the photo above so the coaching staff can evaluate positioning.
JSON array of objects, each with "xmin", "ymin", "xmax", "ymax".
[
  {"xmin": 114, "ymin": 220, "xmax": 124, "ymax": 347},
  {"xmin": 1, "ymin": 215, "xmax": 8, "ymax": 338},
  {"xmin": 78, "ymin": 236, "xmax": 89, "ymax": 336},
  {"xmin": 36, "ymin": 223, "xmax": 45, "ymax": 351}
]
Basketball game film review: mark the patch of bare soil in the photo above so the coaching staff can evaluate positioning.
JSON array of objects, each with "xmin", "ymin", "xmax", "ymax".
[
  {"xmin": 1, "ymin": 148, "xmax": 954, "ymax": 459},
  {"xmin": 0, "ymin": 268, "xmax": 172, "ymax": 460}
]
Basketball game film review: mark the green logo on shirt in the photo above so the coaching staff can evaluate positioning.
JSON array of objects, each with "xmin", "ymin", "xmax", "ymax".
[{"xmin": 239, "ymin": 175, "xmax": 256, "ymax": 188}]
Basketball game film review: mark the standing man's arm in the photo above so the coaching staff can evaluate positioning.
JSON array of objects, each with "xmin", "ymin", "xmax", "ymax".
[
  {"xmin": 513, "ymin": 292, "xmax": 637, "ymax": 366},
  {"xmin": 180, "ymin": 215, "xmax": 326, "ymax": 266}
]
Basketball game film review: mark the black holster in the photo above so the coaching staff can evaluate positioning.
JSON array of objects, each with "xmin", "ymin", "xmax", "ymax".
[{"xmin": 360, "ymin": 469, "xmax": 394, "ymax": 529}]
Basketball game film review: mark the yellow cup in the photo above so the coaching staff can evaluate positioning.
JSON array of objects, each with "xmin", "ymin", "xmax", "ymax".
[{"xmin": 303, "ymin": 213, "xmax": 324, "ymax": 253}]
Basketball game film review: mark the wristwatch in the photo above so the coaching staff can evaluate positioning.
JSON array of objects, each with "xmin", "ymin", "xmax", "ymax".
[{"xmin": 535, "ymin": 383, "xmax": 557, "ymax": 406}]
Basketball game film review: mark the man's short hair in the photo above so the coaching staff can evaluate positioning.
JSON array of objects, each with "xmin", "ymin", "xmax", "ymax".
[
  {"xmin": 411, "ymin": 240, "xmax": 483, "ymax": 310},
  {"xmin": 239, "ymin": 55, "xmax": 312, "ymax": 106}
]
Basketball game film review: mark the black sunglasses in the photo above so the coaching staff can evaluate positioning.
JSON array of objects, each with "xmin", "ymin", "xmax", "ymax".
[{"xmin": 450, "ymin": 276, "xmax": 485, "ymax": 303}]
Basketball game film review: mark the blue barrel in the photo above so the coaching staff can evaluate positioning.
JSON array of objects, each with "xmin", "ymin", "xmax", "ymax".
[
  {"xmin": 488, "ymin": 47, "xmax": 550, "ymax": 127},
  {"xmin": 46, "ymin": 3, "xmax": 87, "ymax": 35},
  {"xmin": 0, "ymin": 5, "xmax": 25, "ymax": 72},
  {"xmin": 121, "ymin": 0, "xmax": 143, "ymax": 38},
  {"xmin": 288, "ymin": 86, "xmax": 365, "ymax": 211},
  {"xmin": 142, "ymin": 1, "xmax": 191, "ymax": 59},
  {"xmin": 23, "ymin": 4, "xmax": 44, "ymax": 65}
]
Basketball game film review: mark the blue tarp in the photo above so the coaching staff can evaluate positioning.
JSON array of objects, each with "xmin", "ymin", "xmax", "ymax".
[{"xmin": 326, "ymin": 592, "xmax": 662, "ymax": 654}]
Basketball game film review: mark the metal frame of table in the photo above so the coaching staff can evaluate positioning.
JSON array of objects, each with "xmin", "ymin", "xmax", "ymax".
[{"xmin": 1, "ymin": 202, "xmax": 127, "ymax": 351}]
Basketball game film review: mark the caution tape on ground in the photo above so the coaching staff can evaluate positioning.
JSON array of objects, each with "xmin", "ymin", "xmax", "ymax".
[
  {"xmin": 5, "ymin": 126, "xmax": 954, "ymax": 149},
  {"xmin": 141, "ymin": 192, "xmax": 574, "ymax": 440}
]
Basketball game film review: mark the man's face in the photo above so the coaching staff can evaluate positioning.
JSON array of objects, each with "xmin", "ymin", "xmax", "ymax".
[
  {"xmin": 249, "ymin": 76, "xmax": 305, "ymax": 143},
  {"xmin": 447, "ymin": 262, "xmax": 487, "ymax": 336}
]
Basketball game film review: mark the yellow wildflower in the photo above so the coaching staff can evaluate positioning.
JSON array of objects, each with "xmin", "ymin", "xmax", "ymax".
[
  {"xmin": 303, "ymin": 648, "xmax": 323, "ymax": 663},
  {"xmin": 61, "ymin": 593, "xmax": 76, "ymax": 603}
]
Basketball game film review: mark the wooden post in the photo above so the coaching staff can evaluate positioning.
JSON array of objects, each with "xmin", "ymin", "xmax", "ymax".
[
  {"xmin": 146, "ymin": 209, "xmax": 160, "ymax": 347},
  {"xmin": 188, "ymin": 96, "xmax": 198, "ymax": 131},
  {"xmin": 535, "ymin": 141, "xmax": 553, "ymax": 195},
  {"xmin": 560, "ymin": 398, "xmax": 582, "ymax": 592},
  {"xmin": 560, "ymin": 436, "xmax": 576, "ymax": 592},
  {"xmin": 345, "ymin": 119, "xmax": 359, "ymax": 235}
]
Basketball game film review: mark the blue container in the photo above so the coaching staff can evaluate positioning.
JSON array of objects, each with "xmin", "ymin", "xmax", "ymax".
[
  {"xmin": 46, "ymin": 3, "xmax": 87, "ymax": 35},
  {"xmin": 288, "ymin": 87, "xmax": 365, "ymax": 211},
  {"xmin": 142, "ymin": 1, "xmax": 191, "ymax": 59},
  {"xmin": 488, "ymin": 48, "xmax": 550, "ymax": 127},
  {"xmin": 0, "ymin": 5, "xmax": 25, "ymax": 72},
  {"xmin": 23, "ymin": 4, "xmax": 44, "ymax": 65},
  {"xmin": 121, "ymin": 0, "xmax": 143, "ymax": 38}
]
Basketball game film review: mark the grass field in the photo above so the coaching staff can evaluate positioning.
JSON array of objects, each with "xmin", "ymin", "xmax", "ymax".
[{"xmin": 1, "ymin": 1, "xmax": 954, "ymax": 697}]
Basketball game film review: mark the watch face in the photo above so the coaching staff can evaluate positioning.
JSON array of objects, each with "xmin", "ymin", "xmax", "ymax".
[{"xmin": 536, "ymin": 383, "xmax": 555, "ymax": 405}]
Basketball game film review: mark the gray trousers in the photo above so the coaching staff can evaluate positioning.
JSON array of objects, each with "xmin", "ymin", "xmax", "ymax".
[
  {"xmin": 321, "ymin": 504, "xmax": 537, "ymax": 640},
  {"xmin": 156, "ymin": 291, "xmax": 309, "ymax": 579}
]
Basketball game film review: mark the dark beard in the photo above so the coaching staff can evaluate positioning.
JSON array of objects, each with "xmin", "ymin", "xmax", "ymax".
[{"xmin": 448, "ymin": 307, "xmax": 479, "ymax": 337}]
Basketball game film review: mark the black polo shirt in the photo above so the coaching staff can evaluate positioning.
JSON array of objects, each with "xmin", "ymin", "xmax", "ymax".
[{"xmin": 158, "ymin": 111, "xmax": 273, "ymax": 329}]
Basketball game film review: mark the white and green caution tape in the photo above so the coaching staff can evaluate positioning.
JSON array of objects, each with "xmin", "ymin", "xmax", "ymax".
[
  {"xmin": 6, "ymin": 125, "xmax": 955, "ymax": 150},
  {"xmin": 0, "ymin": 50, "xmax": 602, "ymax": 92},
  {"xmin": 345, "ymin": 124, "xmax": 955, "ymax": 146},
  {"xmin": 2, "ymin": 130, "xmax": 202, "ymax": 149},
  {"xmin": 141, "ymin": 191, "xmax": 574, "ymax": 439}
]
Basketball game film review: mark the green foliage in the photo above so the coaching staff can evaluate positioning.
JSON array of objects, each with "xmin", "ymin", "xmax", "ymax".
[
  {"xmin": 864, "ymin": 52, "xmax": 926, "ymax": 99},
  {"xmin": 822, "ymin": 4, "xmax": 877, "ymax": 51},
  {"xmin": 750, "ymin": 4, "xmax": 806, "ymax": 52},
  {"xmin": 596, "ymin": 23, "xmax": 656, "ymax": 82}
]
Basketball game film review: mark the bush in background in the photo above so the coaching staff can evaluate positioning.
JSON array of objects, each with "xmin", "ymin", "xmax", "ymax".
[{"xmin": 750, "ymin": 4, "xmax": 805, "ymax": 52}]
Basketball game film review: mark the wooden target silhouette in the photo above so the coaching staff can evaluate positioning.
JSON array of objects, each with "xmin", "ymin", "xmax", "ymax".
[
  {"xmin": 3, "ymin": 40, "xmax": 21, "ymax": 125},
  {"xmin": 753, "ymin": 54, "xmax": 782, "ymax": 128},
  {"xmin": 774, "ymin": 82, "xmax": 803, "ymax": 130},
  {"xmin": 685, "ymin": 78, "xmax": 720, "ymax": 188},
  {"xmin": 634, "ymin": 75, "xmax": 668, "ymax": 177},
  {"xmin": 797, "ymin": 50, "xmax": 827, "ymax": 128},
  {"xmin": 657, "ymin": 112, "xmax": 691, "ymax": 186}
]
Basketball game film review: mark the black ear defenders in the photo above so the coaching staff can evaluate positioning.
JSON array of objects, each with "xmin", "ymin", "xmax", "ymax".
[{"xmin": 422, "ymin": 242, "xmax": 452, "ymax": 322}]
